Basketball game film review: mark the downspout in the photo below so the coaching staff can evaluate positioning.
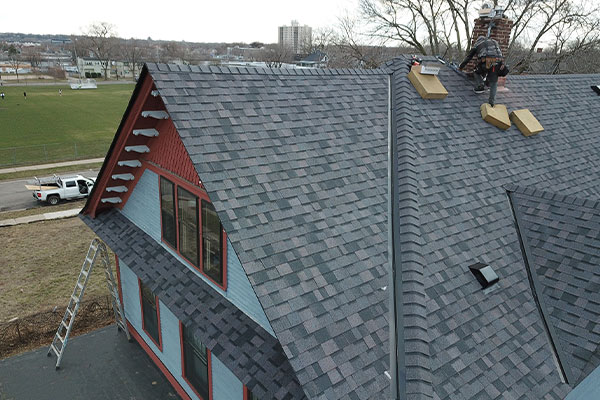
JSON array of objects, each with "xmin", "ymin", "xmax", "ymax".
[{"xmin": 388, "ymin": 73, "xmax": 407, "ymax": 400}]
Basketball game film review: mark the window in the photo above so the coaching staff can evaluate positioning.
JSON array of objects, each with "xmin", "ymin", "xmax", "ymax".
[
  {"xmin": 160, "ymin": 177, "xmax": 177, "ymax": 247},
  {"xmin": 139, "ymin": 280, "xmax": 161, "ymax": 349},
  {"xmin": 157, "ymin": 170, "xmax": 227, "ymax": 290},
  {"xmin": 178, "ymin": 187, "xmax": 199, "ymax": 265},
  {"xmin": 181, "ymin": 324, "xmax": 211, "ymax": 400},
  {"xmin": 201, "ymin": 200, "xmax": 223, "ymax": 286},
  {"xmin": 244, "ymin": 387, "xmax": 260, "ymax": 400},
  {"xmin": 65, "ymin": 180, "xmax": 76, "ymax": 188}
]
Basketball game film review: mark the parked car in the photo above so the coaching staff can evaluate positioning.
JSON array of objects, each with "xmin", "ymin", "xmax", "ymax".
[{"xmin": 30, "ymin": 175, "xmax": 96, "ymax": 205}]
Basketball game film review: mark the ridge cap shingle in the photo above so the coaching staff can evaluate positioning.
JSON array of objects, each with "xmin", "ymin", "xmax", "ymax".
[{"xmin": 145, "ymin": 62, "xmax": 391, "ymax": 77}]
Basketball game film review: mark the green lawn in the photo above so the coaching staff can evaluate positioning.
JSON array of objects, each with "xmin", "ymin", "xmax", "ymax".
[{"xmin": 0, "ymin": 84, "xmax": 134, "ymax": 166}]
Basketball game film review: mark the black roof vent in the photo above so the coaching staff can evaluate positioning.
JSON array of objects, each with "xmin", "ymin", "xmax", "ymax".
[
  {"xmin": 469, "ymin": 262, "xmax": 499, "ymax": 289},
  {"xmin": 592, "ymin": 85, "xmax": 600, "ymax": 95}
]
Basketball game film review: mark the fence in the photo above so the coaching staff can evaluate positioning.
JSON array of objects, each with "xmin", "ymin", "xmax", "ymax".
[
  {"xmin": 0, "ymin": 140, "xmax": 112, "ymax": 167},
  {"xmin": 0, "ymin": 295, "xmax": 115, "ymax": 359}
]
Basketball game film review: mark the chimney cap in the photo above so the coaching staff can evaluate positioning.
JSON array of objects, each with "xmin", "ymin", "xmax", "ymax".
[{"xmin": 479, "ymin": 3, "xmax": 505, "ymax": 18}]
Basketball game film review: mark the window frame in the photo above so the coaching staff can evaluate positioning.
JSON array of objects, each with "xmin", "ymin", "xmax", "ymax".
[
  {"xmin": 177, "ymin": 186, "xmax": 200, "ymax": 267},
  {"xmin": 138, "ymin": 279, "xmax": 162, "ymax": 351},
  {"xmin": 157, "ymin": 166, "xmax": 228, "ymax": 290},
  {"xmin": 159, "ymin": 176, "xmax": 177, "ymax": 248},
  {"xmin": 200, "ymin": 199, "xmax": 226, "ymax": 287},
  {"xmin": 179, "ymin": 322, "xmax": 212, "ymax": 400}
]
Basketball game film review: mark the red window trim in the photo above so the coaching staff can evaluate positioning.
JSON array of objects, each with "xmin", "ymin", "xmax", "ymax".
[
  {"xmin": 201, "ymin": 199, "xmax": 228, "ymax": 288},
  {"xmin": 177, "ymin": 185, "xmax": 200, "ymax": 266},
  {"xmin": 159, "ymin": 175, "xmax": 177, "ymax": 249},
  {"xmin": 153, "ymin": 161, "xmax": 228, "ymax": 291},
  {"xmin": 126, "ymin": 320, "xmax": 192, "ymax": 400},
  {"xmin": 179, "ymin": 321, "xmax": 213, "ymax": 400},
  {"xmin": 243, "ymin": 386, "xmax": 252, "ymax": 400},
  {"xmin": 138, "ymin": 278, "xmax": 163, "ymax": 351}
]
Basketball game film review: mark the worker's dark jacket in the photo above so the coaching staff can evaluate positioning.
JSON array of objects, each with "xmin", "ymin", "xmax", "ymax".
[{"xmin": 459, "ymin": 37, "xmax": 503, "ymax": 70}]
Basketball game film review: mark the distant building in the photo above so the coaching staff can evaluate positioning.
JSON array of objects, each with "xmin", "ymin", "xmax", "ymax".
[
  {"xmin": 77, "ymin": 57, "xmax": 103, "ymax": 77},
  {"xmin": 51, "ymin": 38, "xmax": 72, "ymax": 45},
  {"xmin": 298, "ymin": 50, "xmax": 328, "ymax": 68},
  {"xmin": 278, "ymin": 20, "xmax": 312, "ymax": 54}
]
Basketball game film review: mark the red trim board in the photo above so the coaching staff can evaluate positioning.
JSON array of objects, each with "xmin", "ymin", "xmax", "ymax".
[
  {"xmin": 179, "ymin": 321, "xmax": 213, "ymax": 400},
  {"xmin": 138, "ymin": 278, "xmax": 163, "ymax": 351},
  {"xmin": 127, "ymin": 320, "xmax": 192, "ymax": 400}
]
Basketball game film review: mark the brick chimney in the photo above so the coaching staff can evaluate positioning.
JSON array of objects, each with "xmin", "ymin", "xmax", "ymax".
[{"xmin": 464, "ymin": 13, "xmax": 513, "ymax": 75}]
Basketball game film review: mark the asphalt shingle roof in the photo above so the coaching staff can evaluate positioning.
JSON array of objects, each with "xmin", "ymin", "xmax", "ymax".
[
  {"xmin": 385, "ymin": 56, "xmax": 600, "ymax": 399},
  {"xmin": 146, "ymin": 63, "xmax": 392, "ymax": 400},
  {"xmin": 509, "ymin": 185, "xmax": 600, "ymax": 386},
  {"xmin": 83, "ymin": 58, "xmax": 600, "ymax": 400},
  {"xmin": 81, "ymin": 210, "xmax": 305, "ymax": 400}
]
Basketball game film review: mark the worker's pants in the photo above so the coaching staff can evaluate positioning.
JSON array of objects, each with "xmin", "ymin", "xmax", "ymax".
[{"xmin": 474, "ymin": 70, "xmax": 498, "ymax": 106}]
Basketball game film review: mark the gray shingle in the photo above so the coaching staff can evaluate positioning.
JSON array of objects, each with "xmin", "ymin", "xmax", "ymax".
[
  {"xmin": 510, "ymin": 186, "xmax": 600, "ymax": 385},
  {"xmin": 386, "ymin": 55, "xmax": 600, "ymax": 399},
  {"xmin": 83, "ymin": 58, "xmax": 600, "ymax": 400},
  {"xmin": 81, "ymin": 211, "xmax": 305, "ymax": 400},
  {"xmin": 146, "ymin": 63, "xmax": 391, "ymax": 400}
]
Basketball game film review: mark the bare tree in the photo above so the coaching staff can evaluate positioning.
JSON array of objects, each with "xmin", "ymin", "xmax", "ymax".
[
  {"xmin": 162, "ymin": 41, "xmax": 189, "ymax": 64},
  {"xmin": 8, "ymin": 45, "xmax": 21, "ymax": 82},
  {"xmin": 329, "ymin": 14, "xmax": 391, "ymax": 68},
  {"xmin": 360, "ymin": 0, "xmax": 447, "ymax": 55},
  {"xmin": 358, "ymin": 0, "xmax": 600, "ymax": 71},
  {"xmin": 258, "ymin": 44, "xmax": 294, "ymax": 68},
  {"xmin": 506, "ymin": 0, "xmax": 600, "ymax": 73},
  {"xmin": 22, "ymin": 47, "xmax": 41, "ymax": 72},
  {"xmin": 121, "ymin": 39, "xmax": 145, "ymax": 80},
  {"xmin": 511, "ymin": 13, "xmax": 600, "ymax": 74},
  {"xmin": 81, "ymin": 22, "xmax": 117, "ymax": 80}
]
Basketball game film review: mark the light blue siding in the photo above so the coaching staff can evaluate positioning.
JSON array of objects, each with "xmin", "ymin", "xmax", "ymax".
[
  {"xmin": 120, "ymin": 260, "xmax": 243, "ymax": 400},
  {"xmin": 121, "ymin": 168, "xmax": 275, "ymax": 336},
  {"xmin": 212, "ymin": 353, "xmax": 244, "ymax": 400},
  {"xmin": 566, "ymin": 365, "xmax": 600, "ymax": 400}
]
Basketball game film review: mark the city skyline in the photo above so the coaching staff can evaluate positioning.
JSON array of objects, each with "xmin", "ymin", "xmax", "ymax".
[{"xmin": 0, "ymin": 0, "xmax": 358, "ymax": 43}]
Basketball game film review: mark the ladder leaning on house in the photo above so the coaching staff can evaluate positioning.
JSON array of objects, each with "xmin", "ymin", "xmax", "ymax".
[{"xmin": 47, "ymin": 238, "xmax": 130, "ymax": 369}]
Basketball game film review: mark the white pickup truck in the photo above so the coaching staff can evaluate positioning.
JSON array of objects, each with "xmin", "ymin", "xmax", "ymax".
[{"xmin": 30, "ymin": 175, "xmax": 96, "ymax": 205}]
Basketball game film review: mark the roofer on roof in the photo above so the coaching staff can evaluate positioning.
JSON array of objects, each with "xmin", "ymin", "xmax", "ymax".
[{"xmin": 459, "ymin": 36, "xmax": 508, "ymax": 106}]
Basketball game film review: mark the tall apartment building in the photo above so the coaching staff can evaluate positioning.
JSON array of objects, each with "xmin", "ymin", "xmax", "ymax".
[{"xmin": 278, "ymin": 20, "xmax": 312, "ymax": 54}]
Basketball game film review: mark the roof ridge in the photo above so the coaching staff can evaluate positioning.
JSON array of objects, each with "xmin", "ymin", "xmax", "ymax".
[
  {"xmin": 146, "ymin": 62, "xmax": 392, "ymax": 76},
  {"xmin": 505, "ymin": 184, "xmax": 600, "ymax": 210},
  {"xmin": 391, "ymin": 69, "xmax": 434, "ymax": 399},
  {"xmin": 508, "ymin": 72, "xmax": 600, "ymax": 79}
]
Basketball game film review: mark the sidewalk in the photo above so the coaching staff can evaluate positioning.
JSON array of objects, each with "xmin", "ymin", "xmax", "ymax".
[
  {"xmin": 0, "ymin": 158, "xmax": 104, "ymax": 175},
  {"xmin": 0, "ymin": 208, "xmax": 81, "ymax": 227}
]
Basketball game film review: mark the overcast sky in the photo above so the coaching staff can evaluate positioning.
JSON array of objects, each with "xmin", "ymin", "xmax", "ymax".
[{"xmin": 1, "ymin": 0, "xmax": 360, "ymax": 43}]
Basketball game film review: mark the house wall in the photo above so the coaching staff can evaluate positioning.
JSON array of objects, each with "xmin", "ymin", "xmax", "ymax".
[
  {"xmin": 121, "ymin": 167, "xmax": 275, "ymax": 337},
  {"xmin": 565, "ymin": 365, "xmax": 600, "ymax": 400},
  {"xmin": 120, "ymin": 260, "xmax": 244, "ymax": 400}
]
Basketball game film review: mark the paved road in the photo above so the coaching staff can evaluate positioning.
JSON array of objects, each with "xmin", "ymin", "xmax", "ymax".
[
  {"xmin": 0, "ymin": 168, "xmax": 99, "ymax": 212},
  {"xmin": 0, "ymin": 325, "xmax": 176, "ymax": 400}
]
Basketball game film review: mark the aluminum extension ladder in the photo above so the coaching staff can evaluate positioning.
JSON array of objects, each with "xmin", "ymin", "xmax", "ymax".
[{"xmin": 47, "ymin": 238, "xmax": 130, "ymax": 369}]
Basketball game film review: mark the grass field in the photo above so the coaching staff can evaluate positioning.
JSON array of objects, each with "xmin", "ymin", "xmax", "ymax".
[
  {"xmin": 0, "ymin": 84, "xmax": 133, "ymax": 166},
  {"xmin": 0, "ymin": 217, "xmax": 115, "ymax": 322}
]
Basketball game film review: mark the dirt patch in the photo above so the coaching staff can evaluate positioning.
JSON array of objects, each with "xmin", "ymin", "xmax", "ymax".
[
  {"xmin": 0, "ymin": 217, "xmax": 115, "ymax": 323},
  {"xmin": 0, "ymin": 295, "xmax": 116, "ymax": 359}
]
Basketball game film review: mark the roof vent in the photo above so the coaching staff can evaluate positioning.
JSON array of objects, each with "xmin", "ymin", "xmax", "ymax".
[
  {"xmin": 469, "ymin": 262, "xmax": 499, "ymax": 289},
  {"xmin": 592, "ymin": 85, "xmax": 600, "ymax": 95}
]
